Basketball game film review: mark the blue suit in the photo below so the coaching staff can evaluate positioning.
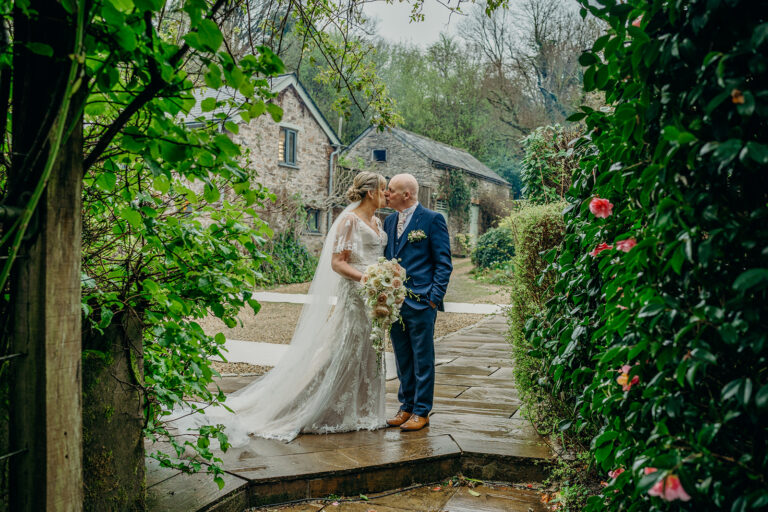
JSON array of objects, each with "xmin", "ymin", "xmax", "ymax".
[{"xmin": 384, "ymin": 203, "xmax": 452, "ymax": 417}]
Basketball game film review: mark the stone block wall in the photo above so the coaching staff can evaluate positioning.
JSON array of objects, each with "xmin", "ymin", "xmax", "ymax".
[
  {"xmin": 232, "ymin": 86, "xmax": 335, "ymax": 253},
  {"xmin": 343, "ymin": 129, "xmax": 511, "ymax": 254}
]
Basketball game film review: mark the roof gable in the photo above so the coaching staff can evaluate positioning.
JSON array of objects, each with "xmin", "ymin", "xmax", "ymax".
[
  {"xmin": 180, "ymin": 73, "xmax": 341, "ymax": 145},
  {"xmin": 346, "ymin": 127, "xmax": 508, "ymax": 186}
]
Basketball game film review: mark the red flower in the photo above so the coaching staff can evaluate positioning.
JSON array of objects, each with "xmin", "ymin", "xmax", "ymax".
[
  {"xmin": 616, "ymin": 365, "xmax": 639, "ymax": 391},
  {"xmin": 644, "ymin": 468, "xmax": 692, "ymax": 502},
  {"xmin": 631, "ymin": 16, "xmax": 642, "ymax": 27},
  {"xmin": 608, "ymin": 468, "xmax": 625, "ymax": 479},
  {"xmin": 589, "ymin": 197, "xmax": 614, "ymax": 218},
  {"xmin": 616, "ymin": 238, "xmax": 637, "ymax": 252},
  {"xmin": 590, "ymin": 243, "xmax": 613, "ymax": 256}
]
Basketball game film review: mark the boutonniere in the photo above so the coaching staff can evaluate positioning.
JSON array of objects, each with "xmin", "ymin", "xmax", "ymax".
[{"xmin": 408, "ymin": 229, "xmax": 427, "ymax": 243}]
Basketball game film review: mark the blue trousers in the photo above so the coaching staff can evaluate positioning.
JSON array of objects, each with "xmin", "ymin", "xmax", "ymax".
[{"xmin": 390, "ymin": 304, "xmax": 437, "ymax": 417}]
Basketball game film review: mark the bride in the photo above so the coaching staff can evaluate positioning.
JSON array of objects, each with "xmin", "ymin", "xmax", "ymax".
[{"xmin": 174, "ymin": 171, "xmax": 389, "ymax": 445}]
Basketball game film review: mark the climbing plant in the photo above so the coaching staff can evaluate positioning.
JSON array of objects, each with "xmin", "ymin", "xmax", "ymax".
[
  {"xmin": 526, "ymin": 0, "xmax": 768, "ymax": 510},
  {"xmin": 519, "ymin": 124, "xmax": 584, "ymax": 204},
  {"xmin": 439, "ymin": 168, "xmax": 471, "ymax": 227}
]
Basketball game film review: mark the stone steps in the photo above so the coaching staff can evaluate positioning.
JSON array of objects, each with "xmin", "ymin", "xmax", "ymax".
[{"xmin": 146, "ymin": 314, "xmax": 551, "ymax": 511}]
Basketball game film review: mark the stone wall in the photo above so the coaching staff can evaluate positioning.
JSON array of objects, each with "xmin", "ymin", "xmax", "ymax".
[
  {"xmin": 343, "ymin": 129, "xmax": 511, "ymax": 253},
  {"xmin": 233, "ymin": 86, "xmax": 335, "ymax": 253}
]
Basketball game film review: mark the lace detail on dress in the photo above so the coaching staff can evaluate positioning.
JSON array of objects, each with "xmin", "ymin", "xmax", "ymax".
[{"xmin": 172, "ymin": 208, "xmax": 389, "ymax": 446}]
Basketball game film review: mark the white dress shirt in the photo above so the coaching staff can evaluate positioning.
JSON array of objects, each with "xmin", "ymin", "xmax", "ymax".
[{"xmin": 397, "ymin": 202, "xmax": 419, "ymax": 238}]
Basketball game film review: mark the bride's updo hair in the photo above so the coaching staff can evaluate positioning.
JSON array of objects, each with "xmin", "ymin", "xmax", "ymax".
[{"xmin": 346, "ymin": 171, "xmax": 386, "ymax": 202}]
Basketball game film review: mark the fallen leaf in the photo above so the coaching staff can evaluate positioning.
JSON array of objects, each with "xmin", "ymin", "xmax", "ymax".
[
  {"xmin": 468, "ymin": 489, "xmax": 481, "ymax": 497},
  {"xmin": 432, "ymin": 486, "xmax": 442, "ymax": 491}
]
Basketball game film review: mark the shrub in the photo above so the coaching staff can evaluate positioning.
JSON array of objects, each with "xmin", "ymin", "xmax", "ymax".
[
  {"xmin": 502, "ymin": 203, "xmax": 567, "ymax": 430},
  {"xmin": 528, "ymin": 1, "xmax": 768, "ymax": 510},
  {"xmin": 257, "ymin": 231, "xmax": 318, "ymax": 286},
  {"xmin": 471, "ymin": 226, "xmax": 515, "ymax": 269}
]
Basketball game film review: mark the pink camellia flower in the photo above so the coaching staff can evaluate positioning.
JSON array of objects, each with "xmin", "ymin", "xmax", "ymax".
[
  {"xmin": 644, "ymin": 468, "xmax": 692, "ymax": 502},
  {"xmin": 589, "ymin": 197, "xmax": 614, "ymax": 218},
  {"xmin": 616, "ymin": 365, "xmax": 639, "ymax": 391},
  {"xmin": 616, "ymin": 238, "xmax": 637, "ymax": 252},
  {"xmin": 608, "ymin": 468, "xmax": 625, "ymax": 479},
  {"xmin": 590, "ymin": 242, "xmax": 613, "ymax": 257},
  {"xmin": 632, "ymin": 16, "xmax": 642, "ymax": 27}
]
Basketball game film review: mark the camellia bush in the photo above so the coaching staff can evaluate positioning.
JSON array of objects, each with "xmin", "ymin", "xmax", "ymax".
[{"xmin": 526, "ymin": 0, "xmax": 768, "ymax": 510}]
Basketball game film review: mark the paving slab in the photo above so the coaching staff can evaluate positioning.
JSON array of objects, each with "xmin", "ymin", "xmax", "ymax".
[
  {"xmin": 442, "ymin": 485, "xmax": 547, "ymax": 512},
  {"xmin": 147, "ymin": 314, "xmax": 552, "ymax": 512}
]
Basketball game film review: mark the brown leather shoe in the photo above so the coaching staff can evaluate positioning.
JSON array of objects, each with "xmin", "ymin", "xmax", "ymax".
[
  {"xmin": 400, "ymin": 414, "xmax": 429, "ymax": 431},
  {"xmin": 386, "ymin": 410, "xmax": 413, "ymax": 427}
]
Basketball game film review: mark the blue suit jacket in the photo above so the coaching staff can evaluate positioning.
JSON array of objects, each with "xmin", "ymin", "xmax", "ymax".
[{"xmin": 384, "ymin": 204, "xmax": 453, "ymax": 311}]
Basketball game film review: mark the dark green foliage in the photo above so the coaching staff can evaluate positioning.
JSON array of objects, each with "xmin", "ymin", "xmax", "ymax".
[
  {"xmin": 471, "ymin": 226, "xmax": 515, "ymax": 270},
  {"xmin": 257, "ymin": 231, "xmax": 318, "ymax": 286},
  {"xmin": 520, "ymin": 125, "xmax": 584, "ymax": 204},
  {"xmin": 527, "ymin": 1, "xmax": 768, "ymax": 509}
]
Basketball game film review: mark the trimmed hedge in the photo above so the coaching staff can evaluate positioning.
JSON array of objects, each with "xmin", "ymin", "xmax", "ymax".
[{"xmin": 503, "ymin": 203, "xmax": 567, "ymax": 429}]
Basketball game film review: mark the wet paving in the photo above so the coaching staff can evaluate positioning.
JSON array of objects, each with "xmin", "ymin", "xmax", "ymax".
[
  {"xmin": 146, "ymin": 315, "xmax": 553, "ymax": 512},
  {"xmin": 247, "ymin": 481, "xmax": 549, "ymax": 512}
]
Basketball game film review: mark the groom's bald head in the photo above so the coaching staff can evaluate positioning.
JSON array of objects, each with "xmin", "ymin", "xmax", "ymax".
[{"xmin": 386, "ymin": 174, "xmax": 419, "ymax": 212}]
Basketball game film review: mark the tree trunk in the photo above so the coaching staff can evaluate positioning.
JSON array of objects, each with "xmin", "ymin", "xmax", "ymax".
[
  {"xmin": 82, "ymin": 312, "xmax": 145, "ymax": 511},
  {"xmin": 8, "ymin": 2, "xmax": 84, "ymax": 509}
]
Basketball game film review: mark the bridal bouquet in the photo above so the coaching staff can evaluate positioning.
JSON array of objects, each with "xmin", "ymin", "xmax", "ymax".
[{"xmin": 360, "ymin": 257, "xmax": 407, "ymax": 366}]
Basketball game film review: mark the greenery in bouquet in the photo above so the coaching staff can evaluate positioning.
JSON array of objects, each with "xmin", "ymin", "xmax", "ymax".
[{"xmin": 360, "ymin": 257, "xmax": 407, "ymax": 366}]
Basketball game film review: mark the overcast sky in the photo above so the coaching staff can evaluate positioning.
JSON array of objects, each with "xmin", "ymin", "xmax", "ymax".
[{"xmin": 362, "ymin": 0, "xmax": 468, "ymax": 48}]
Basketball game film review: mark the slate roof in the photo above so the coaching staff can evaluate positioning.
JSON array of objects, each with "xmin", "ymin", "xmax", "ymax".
[
  {"xmin": 179, "ymin": 73, "xmax": 340, "ymax": 145},
  {"xmin": 347, "ymin": 127, "xmax": 508, "ymax": 186}
]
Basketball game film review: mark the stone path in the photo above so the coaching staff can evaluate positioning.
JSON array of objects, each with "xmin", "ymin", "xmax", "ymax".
[{"xmin": 146, "ymin": 314, "xmax": 552, "ymax": 512}]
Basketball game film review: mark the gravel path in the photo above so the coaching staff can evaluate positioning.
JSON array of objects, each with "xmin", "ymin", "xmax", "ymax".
[{"xmin": 197, "ymin": 258, "xmax": 507, "ymax": 375}]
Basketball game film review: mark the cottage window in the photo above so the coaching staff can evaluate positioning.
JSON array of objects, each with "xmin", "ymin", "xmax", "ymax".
[
  {"xmin": 306, "ymin": 208, "xmax": 321, "ymax": 233},
  {"xmin": 279, "ymin": 127, "xmax": 297, "ymax": 165},
  {"xmin": 372, "ymin": 149, "xmax": 387, "ymax": 162},
  {"xmin": 435, "ymin": 199, "xmax": 449, "ymax": 219}
]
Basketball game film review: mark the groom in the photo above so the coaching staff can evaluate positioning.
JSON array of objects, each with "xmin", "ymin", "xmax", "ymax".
[{"xmin": 384, "ymin": 174, "xmax": 452, "ymax": 431}]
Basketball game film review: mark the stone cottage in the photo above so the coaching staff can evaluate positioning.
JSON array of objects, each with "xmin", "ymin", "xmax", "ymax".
[
  {"xmin": 342, "ymin": 127, "xmax": 511, "ymax": 252},
  {"xmin": 183, "ymin": 73, "xmax": 342, "ymax": 253}
]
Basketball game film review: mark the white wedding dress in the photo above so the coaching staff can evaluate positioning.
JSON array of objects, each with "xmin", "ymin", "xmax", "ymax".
[{"xmin": 172, "ymin": 204, "xmax": 387, "ymax": 445}]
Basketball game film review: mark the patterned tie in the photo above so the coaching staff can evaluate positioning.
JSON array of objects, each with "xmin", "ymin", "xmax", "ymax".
[{"xmin": 397, "ymin": 211, "xmax": 407, "ymax": 238}]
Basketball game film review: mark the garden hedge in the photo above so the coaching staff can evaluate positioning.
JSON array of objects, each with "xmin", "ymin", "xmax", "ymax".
[{"xmin": 527, "ymin": 0, "xmax": 768, "ymax": 510}]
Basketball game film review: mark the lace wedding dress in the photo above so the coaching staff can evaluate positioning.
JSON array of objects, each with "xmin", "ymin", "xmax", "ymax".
[{"xmin": 172, "ymin": 204, "xmax": 387, "ymax": 445}]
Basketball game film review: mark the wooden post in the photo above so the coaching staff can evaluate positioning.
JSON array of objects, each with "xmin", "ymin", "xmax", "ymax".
[{"xmin": 8, "ymin": 2, "xmax": 83, "ymax": 509}]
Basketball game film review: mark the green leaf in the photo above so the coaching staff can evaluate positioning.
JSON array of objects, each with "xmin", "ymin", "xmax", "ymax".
[
  {"xmin": 196, "ymin": 19, "xmax": 223, "ymax": 52},
  {"xmin": 214, "ymin": 134, "xmax": 240, "ymax": 157},
  {"xmin": 95, "ymin": 172, "xmax": 117, "ymax": 192},
  {"xmin": 579, "ymin": 52, "xmax": 599, "ymax": 66},
  {"xmin": 756, "ymin": 384, "xmax": 768, "ymax": 410},
  {"xmin": 27, "ymin": 42, "xmax": 53, "ymax": 57},
  {"xmin": 733, "ymin": 268, "xmax": 768, "ymax": 291},
  {"xmin": 120, "ymin": 207, "xmax": 142, "ymax": 229},
  {"xmin": 266, "ymin": 102, "xmax": 283, "ymax": 122},
  {"xmin": 153, "ymin": 175, "xmax": 170, "ymax": 194},
  {"xmin": 745, "ymin": 142, "xmax": 768, "ymax": 164},
  {"xmin": 214, "ymin": 476, "xmax": 225, "ymax": 490},
  {"xmin": 201, "ymin": 97, "xmax": 217, "ymax": 112},
  {"xmin": 204, "ymin": 184, "xmax": 220, "ymax": 203},
  {"xmin": 161, "ymin": 141, "xmax": 188, "ymax": 163}
]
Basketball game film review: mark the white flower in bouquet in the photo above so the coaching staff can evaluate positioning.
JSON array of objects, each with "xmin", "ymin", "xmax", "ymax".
[{"xmin": 359, "ymin": 257, "xmax": 408, "ymax": 369}]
